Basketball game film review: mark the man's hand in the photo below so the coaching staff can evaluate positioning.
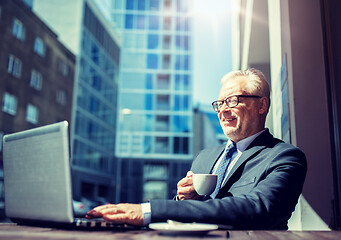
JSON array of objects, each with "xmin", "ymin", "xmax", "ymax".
[
  {"xmin": 177, "ymin": 171, "xmax": 202, "ymax": 200},
  {"xmin": 85, "ymin": 203, "xmax": 143, "ymax": 226}
]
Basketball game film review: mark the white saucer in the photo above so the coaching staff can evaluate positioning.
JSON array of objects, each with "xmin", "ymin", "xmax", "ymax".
[{"xmin": 148, "ymin": 222, "xmax": 218, "ymax": 235}]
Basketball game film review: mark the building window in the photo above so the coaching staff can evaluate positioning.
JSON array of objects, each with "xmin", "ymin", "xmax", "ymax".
[
  {"xmin": 126, "ymin": 0, "xmax": 134, "ymax": 10},
  {"xmin": 164, "ymin": 0, "xmax": 172, "ymax": 10},
  {"xmin": 156, "ymin": 115, "xmax": 169, "ymax": 131},
  {"xmin": 12, "ymin": 18, "xmax": 25, "ymax": 41},
  {"xmin": 2, "ymin": 93, "xmax": 18, "ymax": 116},
  {"xmin": 147, "ymin": 34, "xmax": 158, "ymax": 49},
  {"xmin": 125, "ymin": 14, "xmax": 134, "ymax": 29},
  {"xmin": 149, "ymin": 15, "xmax": 159, "ymax": 30},
  {"xmin": 145, "ymin": 93, "xmax": 153, "ymax": 110},
  {"xmin": 149, "ymin": 0, "xmax": 159, "ymax": 11},
  {"xmin": 145, "ymin": 74, "xmax": 153, "ymax": 89},
  {"xmin": 56, "ymin": 89, "xmax": 67, "ymax": 106},
  {"xmin": 173, "ymin": 137, "xmax": 189, "ymax": 154},
  {"xmin": 162, "ymin": 55, "xmax": 170, "ymax": 69},
  {"xmin": 143, "ymin": 164, "xmax": 168, "ymax": 201},
  {"xmin": 30, "ymin": 70, "xmax": 43, "ymax": 90},
  {"xmin": 137, "ymin": 14, "xmax": 145, "ymax": 29},
  {"xmin": 176, "ymin": 35, "xmax": 189, "ymax": 51},
  {"xmin": 147, "ymin": 54, "xmax": 158, "ymax": 69},
  {"xmin": 157, "ymin": 74, "xmax": 169, "ymax": 89},
  {"xmin": 163, "ymin": 35, "xmax": 171, "ymax": 49},
  {"xmin": 138, "ymin": 0, "xmax": 146, "ymax": 10},
  {"xmin": 26, "ymin": 104, "xmax": 39, "ymax": 124},
  {"xmin": 59, "ymin": 60, "xmax": 69, "ymax": 76},
  {"xmin": 155, "ymin": 137, "xmax": 169, "ymax": 153},
  {"xmin": 7, "ymin": 55, "xmax": 22, "ymax": 78},
  {"xmin": 172, "ymin": 115, "xmax": 190, "ymax": 132},
  {"xmin": 156, "ymin": 95, "xmax": 170, "ymax": 110},
  {"xmin": 33, "ymin": 37, "xmax": 45, "ymax": 57},
  {"xmin": 163, "ymin": 16, "xmax": 171, "ymax": 30}
]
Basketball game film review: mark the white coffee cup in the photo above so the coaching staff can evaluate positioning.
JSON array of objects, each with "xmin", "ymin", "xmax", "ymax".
[{"xmin": 192, "ymin": 174, "xmax": 218, "ymax": 195}]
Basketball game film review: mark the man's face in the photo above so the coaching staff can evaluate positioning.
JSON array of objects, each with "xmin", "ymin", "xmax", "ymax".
[{"xmin": 218, "ymin": 77, "xmax": 264, "ymax": 142}]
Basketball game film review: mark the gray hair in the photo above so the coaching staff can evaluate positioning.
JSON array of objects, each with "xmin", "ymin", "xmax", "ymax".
[{"xmin": 221, "ymin": 68, "xmax": 271, "ymax": 107}]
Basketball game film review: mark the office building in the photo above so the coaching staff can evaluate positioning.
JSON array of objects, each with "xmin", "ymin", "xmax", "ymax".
[
  {"xmin": 95, "ymin": 0, "xmax": 194, "ymax": 202},
  {"xmin": 33, "ymin": 0, "xmax": 121, "ymax": 203}
]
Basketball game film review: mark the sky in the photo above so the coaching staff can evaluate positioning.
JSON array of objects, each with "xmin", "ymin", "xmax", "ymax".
[{"xmin": 191, "ymin": 0, "xmax": 233, "ymax": 107}]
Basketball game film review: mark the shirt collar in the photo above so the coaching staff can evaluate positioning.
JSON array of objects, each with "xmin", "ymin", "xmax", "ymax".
[{"xmin": 226, "ymin": 128, "xmax": 267, "ymax": 152}]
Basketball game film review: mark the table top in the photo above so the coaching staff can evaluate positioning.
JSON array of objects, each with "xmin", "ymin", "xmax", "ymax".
[{"xmin": 0, "ymin": 223, "xmax": 340, "ymax": 240}]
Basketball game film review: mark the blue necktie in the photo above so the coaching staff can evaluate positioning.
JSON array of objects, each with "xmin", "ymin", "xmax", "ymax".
[{"xmin": 211, "ymin": 142, "xmax": 237, "ymax": 199}]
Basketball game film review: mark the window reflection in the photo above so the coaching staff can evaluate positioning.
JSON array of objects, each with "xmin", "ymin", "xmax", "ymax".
[
  {"xmin": 138, "ymin": 0, "xmax": 146, "ymax": 10},
  {"xmin": 137, "ymin": 14, "xmax": 145, "ymax": 29},
  {"xmin": 147, "ymin": 54, "xmax": 158, "ymax": 69},
  {"xmin": 125, "ymin": 14, "xmax": 133, "ymax": 28},
  {"xmin": 143, "ymin": 181, "xmax": 167, "ymax": 201},
  {"xmin": 155, "ymin": 137, "xmax": 169, "ymax": 153},
  {"xmin": 143, "ymin": 163, "xmax": 169, "ymax": 200},
  {"xmin": 126, "ymin": 0, "xmax": 133, "ymax": 10},
  {"xmin": 144, "ymin": 136, "xmax": 152, "ymax": 153},
  {"xmin": 149, "ymin": 0, "xmax": 159, "ymax": 11},
  {"xmin": 163, "ymin": 35, "xmax": 171, "ymax": 49},
  {"xmin": 172, "ymin": 115, "xmax": 190, "ymax": 132},
  {"xmin": 162, "ymin": 55, "xmax": 170, "ymax": 69},
  {"xmin": 145, "ymin": 94, "xmax": 153, "ymax": 110},
  {"xmin": 146, "ymin": 74, "xmax": 153, "ymax": 89},
  {"xmin": 144, "ymin": 115, "xmax": 153, "ymax": 131},
  {"xmin": 156, "ymin": 95, "xmax": 170, "ymax": 110},
  {"xmin": 156, "ymin": 74, "xmax": 169, "ymax": 89},
  {"xmin": 121, "ymin": 93, "xmax": 150, "ymax": 110},
  {"xmin": 148, "ymin": 34, "xmax": 158, "ymax": 49},
  {"xmin": 174, "ymin": 137, "xmax": 189, "ymax": 154},
  {"xmin": 149, "ymin": 15, "xmax": 159, "ymax": 30},
  {"xmin": 156, "ymin": 115, "xmax": 169, "ymax": 131},
  {"xmin": 163, "ymin": 16, "xmax": 171, "ymax": 30}
]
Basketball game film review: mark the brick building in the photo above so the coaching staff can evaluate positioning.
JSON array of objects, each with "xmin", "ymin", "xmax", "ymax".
[{"xmin": 0, "ymin": 0, "xmax": 75, "ymax": 216}]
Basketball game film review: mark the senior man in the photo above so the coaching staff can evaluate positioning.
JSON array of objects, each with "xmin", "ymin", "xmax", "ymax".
[{"xmin": 86, "ymin": 68, "xmax": 307, "ymax": 230}]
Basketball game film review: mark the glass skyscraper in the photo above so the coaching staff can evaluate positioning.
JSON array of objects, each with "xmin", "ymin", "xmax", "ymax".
[
  {"xmin": 33, "ymin": 0, "xmax": 121, "ymax": 202},
  {"xmin": 100, "ymin": 0, "xmax": 194, "ymax": 202}
]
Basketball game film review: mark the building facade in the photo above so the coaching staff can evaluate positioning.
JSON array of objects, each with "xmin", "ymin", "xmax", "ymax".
[
  {"xmin": 96, "ymin": 0, "xmax": 194, "ymax": 203},
  {"xmin": 33, "ymin": 0, "xmax": 121, "ymax": 204},
  {"xmin": 0, "ymin": 0, "xmax": 75, "ymax": 217}
]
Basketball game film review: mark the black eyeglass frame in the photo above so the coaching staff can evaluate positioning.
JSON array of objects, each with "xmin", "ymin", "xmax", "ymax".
[{"xmin": 211, "ymin": 95, "xmax": 262, "ymax": 112}]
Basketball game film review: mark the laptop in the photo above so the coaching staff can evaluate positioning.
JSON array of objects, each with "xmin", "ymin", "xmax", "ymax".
[{"xmin": 2, "ymin": 121, "xmax": 133, "ymax": 229}]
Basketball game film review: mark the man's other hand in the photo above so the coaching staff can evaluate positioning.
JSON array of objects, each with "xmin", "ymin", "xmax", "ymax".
[
  {"xmin": 85, "ymin": 203, "xmax": 143, "ymax": 226},
  {"xmin": 177, "ymin": 171, "xmax": 202, "ymax": 200}
]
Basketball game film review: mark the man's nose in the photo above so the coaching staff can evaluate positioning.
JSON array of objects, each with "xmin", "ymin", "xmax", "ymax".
[{"xmin": 220, "ymin": 102, "xmax": 231, "ymax": 112}]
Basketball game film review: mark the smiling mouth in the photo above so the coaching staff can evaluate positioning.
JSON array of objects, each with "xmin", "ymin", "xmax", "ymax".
[{"xmin": 223, "ymin": 117, "xmax": 236, "ymax": 121}]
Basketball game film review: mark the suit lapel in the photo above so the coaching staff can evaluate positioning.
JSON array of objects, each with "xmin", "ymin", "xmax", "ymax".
[
  {"xmin": 191, "ymin": 145, "xmax": 225, "ymax": 174},
  {"xmin": 208, "ymin": 145, "xmax": 225, "ymax": 173},
  {"xmin": 222, "ymin": 130, "xmax": 273, "ymax": 186},
  {"xmin": 222, "ymin": 146, "xmax": 265, "ymax": 185}
]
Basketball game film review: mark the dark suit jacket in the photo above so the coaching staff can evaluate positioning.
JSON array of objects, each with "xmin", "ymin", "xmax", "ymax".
[{"xmin": 150, "ymin": 129, "xmax": 307, "ymax": 230}]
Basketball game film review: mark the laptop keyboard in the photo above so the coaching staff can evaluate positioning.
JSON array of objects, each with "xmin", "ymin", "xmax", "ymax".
[{"xmin": 74, "ymin": 218, "xmax": 138, "ymax": 230}]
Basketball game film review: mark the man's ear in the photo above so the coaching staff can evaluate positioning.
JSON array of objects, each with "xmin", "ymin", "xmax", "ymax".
[{"xmin": 258, "ymin": 97, "xmax": 269, "ymax": 114}]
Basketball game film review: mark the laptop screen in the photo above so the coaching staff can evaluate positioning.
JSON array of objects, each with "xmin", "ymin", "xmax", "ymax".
[{"xmin": 2, "ymin": 121, "xmax": 74, "ymax": 223}]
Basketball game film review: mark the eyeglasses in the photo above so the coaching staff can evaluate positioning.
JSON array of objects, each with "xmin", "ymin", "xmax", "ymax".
[{"xmin": 212, "ymin": 95, "xmax": 262, "ymax": 112}]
